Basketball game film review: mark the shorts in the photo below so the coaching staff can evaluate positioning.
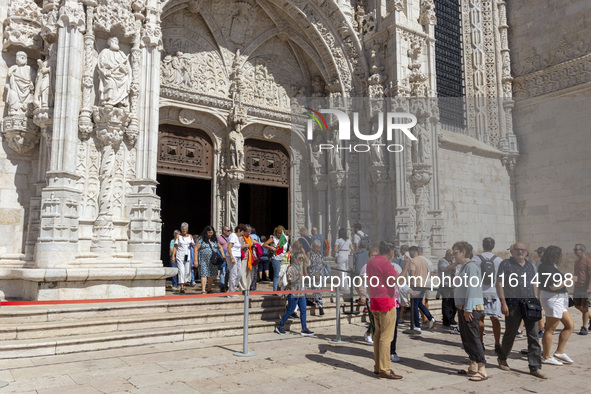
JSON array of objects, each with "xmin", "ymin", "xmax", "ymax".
[
  {"xmin": 258, "ymin": 259, "xmax": 270, "ymax": 272},
  {"xmin": 540, "ymin": 290, "xmax": 569, "ymax": 318},
  {"xmin": 482, "ymin": 293, "xmax": 502, "ymax": 318},
  {"xmin": 573, "ymin": 287, "xmax": 591, "ymax": 308}
]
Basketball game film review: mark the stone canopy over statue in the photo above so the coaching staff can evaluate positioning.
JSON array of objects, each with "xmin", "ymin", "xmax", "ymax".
[{"xmin": 97, "ymin": 37, "xmax": 131, "ymax": 108}]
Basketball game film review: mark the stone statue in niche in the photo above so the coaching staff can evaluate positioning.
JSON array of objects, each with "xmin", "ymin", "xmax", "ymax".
[
  {"xmin": 34, "ymin": 58, "xmax": 51, "ymax": 109},
  {"xmin": 228, "ymin": 128, "xmax": 245, "ymax": 170},
  {"xmin": 6, "ymin": 51, "xmax": 36, "ymax": 116},
  {"xmin": 97, "ymin": 37, "xmax": 131, "ymax": 108}
]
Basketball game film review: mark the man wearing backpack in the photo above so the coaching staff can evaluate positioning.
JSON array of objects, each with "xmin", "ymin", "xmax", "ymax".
[
  {"xmin": 352, "ymin": 223, "xmax": 370, "ymax": 251},
  {"xmin": 473, "ymin": 237, "xmax": 504, "ymax": 355}
]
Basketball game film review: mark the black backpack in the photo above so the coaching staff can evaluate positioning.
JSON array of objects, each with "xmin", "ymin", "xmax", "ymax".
[
  {"xmin": 478, "ymin": 254, "xmax": 498, "ymax": 286},
  {"xmin": 356, "ymin": 231, "xmax": 371, "ymax": 250}
]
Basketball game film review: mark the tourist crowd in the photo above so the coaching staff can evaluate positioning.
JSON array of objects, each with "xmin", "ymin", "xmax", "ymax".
[{"xmin": 167, "ymin": 222, "xmax": 591, "ymax": 381}]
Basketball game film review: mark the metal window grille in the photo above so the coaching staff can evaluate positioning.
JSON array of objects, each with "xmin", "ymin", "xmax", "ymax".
[{"xmin": 434, "ymin": 0, "xmax": 466, "ymax": 132}]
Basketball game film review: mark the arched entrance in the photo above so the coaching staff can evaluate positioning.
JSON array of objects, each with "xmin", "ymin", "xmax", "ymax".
[
  {"xmin": 157, "ymin": 124, "xmax": 214, "ymax": 263},
  {"xmin": 238, "ymin": 139, "xmax": 290, "ymax": 238}
]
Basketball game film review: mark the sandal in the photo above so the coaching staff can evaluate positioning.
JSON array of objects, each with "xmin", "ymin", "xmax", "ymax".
[
  {"xmin": 469, "ymin": 372, "xmax": 489, "ymax": 382},
  {"xmin": 457, "ymin": 369, "xmax": 477, "ymax": 375}
]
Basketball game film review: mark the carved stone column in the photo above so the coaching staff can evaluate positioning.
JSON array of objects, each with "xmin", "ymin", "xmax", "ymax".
[
  {"xmin": 225, "ymin": 170, "xmax": 243, "ymax": 227},
  {"xmin": 35, "ymin": 0, "xmax": 85, "ymax": 268},
  {"xmin": 128, "ymin": 0, "xmax": 163, "ymax": 264},
  {"xmin": 91, "ymin": 106, "xmax": 127, "ymax": 256}
]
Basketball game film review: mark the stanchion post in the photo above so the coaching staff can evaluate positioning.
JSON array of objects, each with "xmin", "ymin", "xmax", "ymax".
[
  {"xmin": 330, "ymin": 284, "xmax": 348, "ymax": 344},
  {"xmin": 345, "ymin": 269, "xmax": 360, "ymax": 315},
  {"xmin": 234, "ymin": 289, "xmax": 257, "ymax": 357}
]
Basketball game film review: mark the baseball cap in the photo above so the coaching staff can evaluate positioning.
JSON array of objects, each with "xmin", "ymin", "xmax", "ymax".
[{"xmin": 535, "ymin": 246, "xmax": 545, "ymax": 254}]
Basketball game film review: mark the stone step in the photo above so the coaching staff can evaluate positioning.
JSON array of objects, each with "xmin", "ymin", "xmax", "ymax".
[
  {"xmin": 0, "ymin": 295, "xmax": 288, "ymax": 323},
  {"xmin": 0, "ymin": 295, "xmax": 443, "ymax": 359},
  {"xmin": 0, "ymin": 302, "xmax": 345, "ymax": 341},
  {"xmin": 0, "ymin": 309, "xmax": 364, "ymax": 359}
]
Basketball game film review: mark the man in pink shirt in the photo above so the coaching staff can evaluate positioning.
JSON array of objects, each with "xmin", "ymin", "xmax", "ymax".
[{"xmin": 366, "ymin": 241, "xmax": 402, "ymax": 380}]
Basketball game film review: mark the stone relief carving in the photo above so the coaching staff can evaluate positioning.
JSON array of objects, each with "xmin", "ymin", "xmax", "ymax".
[
  {"xmin": 6, "ymin": 51, "xmax": 36, "ymax": 116},
  {"xmin": 57, "ymin": 0, "xmax": 85, "ymax": 32},
  {"xmin": 3, "ymin": 0, "xmax": 43, "ymax": 52},
  {"xmin": 160, "ymin": 51, "xmax": 228, "ymax": 98},
  {"xmin": 418, "ymin": 0, "xmax": 437, "ymax": 27},
  {"xmin": 516, "ymin": 38, "xmax": 590, "ymax": 77},
  {"xmin": 2, "ymin": 51, "xmax": 40, "ymax": 155},
  {"xmin": 97, "ymin": 37, "xmax": 132, "ymax": 108},
  {"xmin": 33, "ymin": 58, "xmax": 51, "ymax": 109},
  {"xmin": 94, "ymin": 0, "xmax": 136, "ymax": 37}
]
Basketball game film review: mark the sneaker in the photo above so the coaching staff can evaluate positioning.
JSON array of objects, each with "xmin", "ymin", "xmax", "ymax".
[
  {"xmin": 530, "ymin": 369, "xmax": 547, "ymax": 379},
  {"xmin": 172, "ymin": 286, "xmax": 179, "ymax": 291},
  {"xmin": 450, "ymin": 326, "xmax": 461, "ymax": 334},
  {"xmin": 429, "ymin": 318, "xmax": 436, "ymax": 329},
  {"xmin": 319, "ymin": 307, "xmax": 325, "ymax": 316},
  {"xmin": 542, "ymin": 356, "xmax": 563, "ymax": 366},
  {"xmin": 275, "ymin": 326, "xmax": 286, "ymax": 335},
  {"xmin": 363, "ymin": 306, "xmax": 368, "ymax": 313},
  {"xmin": 554, "ymin": 353, "xmax": 574, "ymax": 364},
  {"xmin": 497, "ymin": 358, "xmax": 510, "ymax": 371},
  {"xmin": 391, "ymin": 353, "xmax": 401, "ymax": 362},
  {"xmin": 364, "ymin": 332, "xmax": 373, "ymax": 344},
  {"xmin": 516, "ymin": 330, "xmax": 524, "ymax": 338},
  {"xmin": 412, "ymin": 327, "xmax": 422, "ymax": 333},
  {"xmin": 538, "ymin": 330, "xmax": 544, "ymax": 339},
  {"xmin": 227, "ymin": 294, "xmax": 239, "ymax": 298},
  {"xmin": 579, "ymin": 326, "xmax": 588, "ymax": 335},
  {"xmin": 290, "ymin": 312, "xmax": 299, "ymax": 319},
  {"xmin": 301, "ymin": 328, "xmax": 315, "ymax": 336},
  {"xmin": 398, "ymin": 318, "xmax": 405, "ymax": 324}
]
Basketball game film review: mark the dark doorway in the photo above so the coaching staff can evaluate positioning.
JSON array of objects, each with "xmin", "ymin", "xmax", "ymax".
[
  {"xmin": 238, "ymin": 183, "xmax": 289, "ymax": 238},
  {"xmin": 157, "ymin": 174, "xmax": 211, "ymax": 265}
]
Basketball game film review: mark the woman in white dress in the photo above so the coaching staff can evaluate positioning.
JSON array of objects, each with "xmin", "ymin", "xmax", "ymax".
[
  {"xmin": 171, "ymin": 222, "xmax": 194, "ymax": 293},
  {"xmin": 333, "ymin": 228, "xmax": 353, "ymax": 291}
]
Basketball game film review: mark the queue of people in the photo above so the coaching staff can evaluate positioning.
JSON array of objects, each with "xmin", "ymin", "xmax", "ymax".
[
  {"xmin": 168, "ymin": 224, "xmax": 591, "ymax": 381},
  {"xmin": 364, "ymin": 238, "xmax": 590, "ymax": 381}
]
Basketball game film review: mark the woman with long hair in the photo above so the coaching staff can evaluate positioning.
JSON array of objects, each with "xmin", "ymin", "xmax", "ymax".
[
  {"xmin": 195, "ymin": 225, "xmax": 226, "ymax": 294},
  {"xmin": 539, "ymin": 245, "xmax": 575, "ymax": 365},
  {"xmin": 171, "ymin": 222, "xmax": 194, "ymax": 294},
  {"xmin": 264, "ymin": 225, "xmax": 289, "ymax": 291},
  {"xmin": 333, "ymin": 228, "xmax": 353, "ymax": 291}
]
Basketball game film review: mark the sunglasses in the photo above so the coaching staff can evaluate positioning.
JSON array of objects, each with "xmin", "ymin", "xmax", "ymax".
[{"xmin": 574, "ymin": 248, "xmax": 583, "ymax": 251}]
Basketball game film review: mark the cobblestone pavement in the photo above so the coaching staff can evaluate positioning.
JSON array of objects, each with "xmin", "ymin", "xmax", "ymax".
[{"xmin": 0, "ymin": 309, "xmax": 589, "ymax": 393}]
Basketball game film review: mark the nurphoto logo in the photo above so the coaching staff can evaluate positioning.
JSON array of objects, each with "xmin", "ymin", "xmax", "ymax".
[{"xmin": 304, "ymin": 107, "xmax": 418, "ymax": 153}]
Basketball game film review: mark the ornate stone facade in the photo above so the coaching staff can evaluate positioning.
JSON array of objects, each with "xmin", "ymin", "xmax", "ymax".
[{"xmin": 1, "ymin": 0, "xmax": 578, "ymax": 300}]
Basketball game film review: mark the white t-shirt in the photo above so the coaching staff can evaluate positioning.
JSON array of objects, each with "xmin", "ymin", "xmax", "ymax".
[
  {"xmin": 352, "ymin": 231, "xmax": 366, "ymax": 246},
  {"xmin": 228, "ymin": 232, "xmax": 242, "ymax": 260},
  {"xmin": 335, "ymin": 238, "xmax": 351, "ymax": 259},
  {"xmin": 473, "ymin": 251, "xmax": 503, "ymax": 294}
]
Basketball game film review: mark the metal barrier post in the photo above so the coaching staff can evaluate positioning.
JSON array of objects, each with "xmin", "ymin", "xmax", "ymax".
[
  {"xmin": 234, "ymin": 289, "xmax": 257, "ymax": 357},
  {"xmin": 345, "ymin": 269, "xmax": 360, "ymax": 315},
  {"xmin": 330, "ymin": 284, "xmax": 348, "ymax": 344}
]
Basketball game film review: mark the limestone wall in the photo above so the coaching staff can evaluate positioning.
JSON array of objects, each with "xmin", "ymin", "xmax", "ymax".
[
  {"xmin": 508, "ymin": 0, "xmax": 591, "ymax": 261},
  {"xmin": 438, "ymin": 133, "xmax": 516, "ymax": 255}
]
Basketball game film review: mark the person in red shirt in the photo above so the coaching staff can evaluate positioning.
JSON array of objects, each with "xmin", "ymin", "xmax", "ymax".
[{"xmin": 366, "ymin": 241, "xmax": 402, "ymax": 380}]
